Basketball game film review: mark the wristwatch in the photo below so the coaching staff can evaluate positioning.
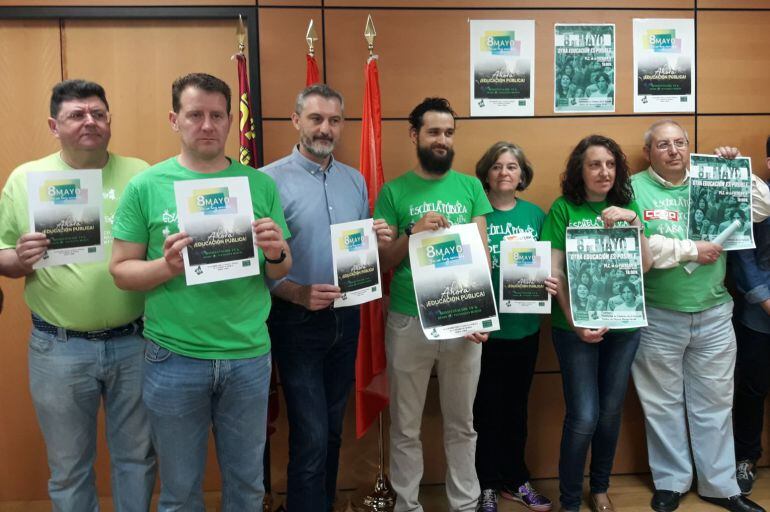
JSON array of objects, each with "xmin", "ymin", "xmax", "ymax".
[
  {"xmin": 264, "ymin": 249, "xmax": 287, "ymax": 264},
  {"xmin": 405, "ymin": 222, "xmax": 416, "ymax": 237}
]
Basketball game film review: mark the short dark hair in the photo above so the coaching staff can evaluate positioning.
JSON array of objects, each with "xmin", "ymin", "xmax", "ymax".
[
  {"xmin": 766, "ymin": 136, "xmax": 770, "ymax": 158},
  {"xmin": 171, "ymin": 73, "xmax": 231, "ymax": 114},
  {"xmin": 295, "ymin": 84, "xmax": 344, "ymax": 114},
  {"xmin": 475, "ymin": 141, "xmax": 534, "ymax": 193},
  {"xmin": 50, "ymin": 80, "xmax": 109, "ymax": 118},
  {"xmin": 561, "ymin": 134, "xmax": 634, "ymax": 206},
  {"xmin": 408, "ymin": 97, "xmax": 456, "ymax": 133}
]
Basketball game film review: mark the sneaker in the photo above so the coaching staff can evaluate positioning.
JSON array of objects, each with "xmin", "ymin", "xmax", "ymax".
[
  {"xmin": 501, "ymin": 481, "xmax": 553, "ymax": 511},
  {"xmin": 477, "ymin": 488, "xmax": 498, "ymax": 512},
  {"xmin": 736, "ymin": 459, "xmax": 757, "ymax": 496}
]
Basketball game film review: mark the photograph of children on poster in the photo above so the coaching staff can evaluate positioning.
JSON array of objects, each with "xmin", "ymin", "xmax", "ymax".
[
  {"xmin": 633, "ymin": 18, "xmax": 695, "ymax": 113},
  {"xmin": 688, "ymin": 153, "xmax": 754, "ymax": 250},
  {"xmin": 27, "ymin": 169, "xmax": 104, "ymax": 268},
  {"xmin": 330, "ymin": 218, "xmax": 382, "ymax": 308},
  {"xmin": 554, "ymin": 24, "xmax": 615, "ymax": 113},
  {"xmin": 470, "ymin": 19, "xmax": 535, "ymax": 117},
  {"xmin": 409, "ymin": 223, "xmax": 499, "ymax": 340},
  {"xmin": 174, "ymin": 176, "xmax": 259, "ymax": 286},
  {"xmin": 565, "ymin": 227, "xmax": 647, "ymax": 329},
  {"xmin": 499, "ymin": 239, "xmax": 551, "ymax": 314}
]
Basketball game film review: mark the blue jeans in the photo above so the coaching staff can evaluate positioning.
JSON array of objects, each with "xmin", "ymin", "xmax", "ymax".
[
  {"xmin": 142, "ymin": 340, "xmax": 270, "ymax": 512},
  {"xmin": 552, "ymin": 328, "xmax": 641, "ymax": 510},
  {"xmin": 268, "ymin": 299, "xmax": 360, "ymax": 512},
  {"xmin": 28, "ymin": 325, "xmax": 156, "ymax": 512}
]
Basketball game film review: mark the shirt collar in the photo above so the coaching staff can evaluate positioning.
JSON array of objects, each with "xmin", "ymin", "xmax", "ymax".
[
  {"xmin": 291, "ymin": 145, "xmax": 336, "ymax": 176},
  {"xmin": 646, "ymin": 166, "xmax": 689, "ymax": 188}
]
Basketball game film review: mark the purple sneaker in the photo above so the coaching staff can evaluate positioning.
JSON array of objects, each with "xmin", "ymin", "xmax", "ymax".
[
  {"xmin": 477, "ymin": 488, "xmax": 498, "ymax": 512},
  {"xmin": 500, "ymin": 481, "xmax": 553, "ymax": 511}
]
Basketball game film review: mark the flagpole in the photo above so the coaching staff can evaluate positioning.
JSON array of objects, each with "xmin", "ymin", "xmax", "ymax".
[{"xmin": 360, "ymin": 14, "xmax": 395, "ymax": 512}]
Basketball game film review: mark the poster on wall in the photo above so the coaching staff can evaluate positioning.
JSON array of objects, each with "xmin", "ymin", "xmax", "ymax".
[
  {"xmin": 498, "ymin": 239, "xmax": 551, "ymax": 314},
  {"xmin": 330, "ymin": 218, "xmax": 382, "ymax": 308},
  {"xmin": 409, "ymin": 223, "xmax": 499, "ymax": 340},
  {"xmin": 27, "ymin": 169, "xmax": 104, "ymax": 268},
  {"xmin": 174, "ymin": 176, "xmax": 259, "ymax": 286},
  {"xmin": 470, "ymin": 19, "xmax": 535, "ymax": 117},
  {"xmin": 687, "ymin": 153, "xmax": 754, "ymax": 250},
  {"xmin": 633, "ymin": 18, "xmax": 695, "ymax": 113},
  {"xmin": 554, "ymin": 24, "xmax": 616, "ymax": 113},
  {"xmin": 565, "ymin": 227, "xmax": 647, "ymax": 329}
]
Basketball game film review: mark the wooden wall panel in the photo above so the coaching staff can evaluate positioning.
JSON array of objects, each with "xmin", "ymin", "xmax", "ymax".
[
  {"xmin": 0, "ymin": 0, "xmax": 254, "ymax": 5},
  {"xmin": 0, "ymin": 20, "xmax": 62, "ymax": 502},
  {"xmin": 697, "ymin": 116, "xmax": 770, "ymax": 180},
  {"xmin": 259, "ymin": 7, "xmax": 323, "ymax": 118},
  {"xmin": 698, "ymin": 0, "xmax": 770, "ymax": 7},
  {"xmin": 325, "ymin": 0, "xmax": 693, "ymax": 7},
  {"xmin": 322, "ymin": 10, "xmax": 693, "ymax": 119},
  {"xmin": 259, "ymin": 0, "xmax": 321, "ymax": 5},
  {"xmin": 62, "ymin": 19, "xmax": 246, "ymax": 167},
  {"xmin": 697, "ymin": 11, "xmax": 770, "ymax": 114}
]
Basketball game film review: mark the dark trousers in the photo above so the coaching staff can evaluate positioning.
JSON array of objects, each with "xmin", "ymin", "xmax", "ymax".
[
  {"xmin": 268, "ymin": 299, "xmax": 360, "ymax": 512},
  {"xmin": 552, "ymin": 328, "xmax": 640, "ymax": 510},
  {"xmin": 473, "ymin": 331, "xmax": 540, "ymax": 491},
  {"xmin": 733, "ymin": 321, "xmax": 770, "ymax": 462}
]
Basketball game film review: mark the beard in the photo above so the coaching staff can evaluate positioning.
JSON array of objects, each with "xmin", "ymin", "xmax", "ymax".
[
  {"xmin": 417, "ymin": 144, "xmax": 454, "ymax": 175},
  {"xmin": 300, "ymin": 133, "xmax": 335, "ymax": 159}
]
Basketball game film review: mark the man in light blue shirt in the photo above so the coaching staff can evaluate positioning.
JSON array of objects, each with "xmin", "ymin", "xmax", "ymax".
[{"xmin": 261, "ymin": 84, "xmax": 391, "ymax": 512}]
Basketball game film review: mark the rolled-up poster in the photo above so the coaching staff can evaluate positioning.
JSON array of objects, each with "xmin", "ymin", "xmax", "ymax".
[{"xmin": 683, "ymin": 219, "xmax": 741, "ymax": 275}]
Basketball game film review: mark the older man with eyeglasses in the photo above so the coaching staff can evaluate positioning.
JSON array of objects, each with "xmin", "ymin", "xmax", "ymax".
[
  {"xmin": 630, "ymin": 119, "xmax": 770, "ymax": 512},
  {"xmin": 0, "ymin": 79, "xmax": 156, "ymax": 511}
]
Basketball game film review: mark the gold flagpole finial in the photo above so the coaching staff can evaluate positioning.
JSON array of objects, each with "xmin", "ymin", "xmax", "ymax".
[
  {"xmin": 306, "ymin": 19, "xmax": 318, "ymax": 57},
  {"xmin": 236, "ymin": 14, "xmax": 246, "ymax": 53},
  {"xmin": 364, "ymin": 14, "xmax": 376, "ymax": 57}
]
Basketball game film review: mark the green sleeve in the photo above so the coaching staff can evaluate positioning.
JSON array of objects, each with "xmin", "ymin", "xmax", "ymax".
[
  {"xmin": 627, "ymin": 199, "xmax": 650, "ymax": 237},
  {"xmin": 541, "ymin": 198, "xmax": 568, "ymax": 250},
  {"xmin": 470, "ymin": 178, "xmax": 493, "ymax": 218},
  {"xmin": 0, "ymin": 172, "xmax": 23, "ymax": 249},
  {"xmin": 373, "ymin": 183, "xmax": 397, "ymax": 228},
  {"xmin": 112, "ymin": 179, "xmax": 149, "ymax": 244}
]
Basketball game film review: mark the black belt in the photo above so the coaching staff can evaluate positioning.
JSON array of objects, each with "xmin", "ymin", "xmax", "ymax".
[{"xmin": 31, "ymin": 315, "xmax": 143, "ymax": 341}]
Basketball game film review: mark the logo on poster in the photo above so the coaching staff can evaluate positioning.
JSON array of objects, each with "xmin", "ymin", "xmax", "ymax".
[
  {"xmin": 481, "ymin": 31, "xmax": 521, "ymax": 56},
  {"xmin": 418, "ymin": 234, "xmax": 471, "ymax": 268},
  {"xmin": 509, "ymin": 248, "xmax": 540, "ymax": 267},
  {"xmin": 339, "ymin": 228, "xmax": 368, "ymax": 251},
  {"xmin": 40, "ymin": 179, "xmax": 87, "ymax": 204},
  {"xmin": 189, "ymin": 187, "xmax": 238, "ymax": 215},
  {"xmin": 644, "ymin": 29, "xmax": 681, "ymax": 53}
]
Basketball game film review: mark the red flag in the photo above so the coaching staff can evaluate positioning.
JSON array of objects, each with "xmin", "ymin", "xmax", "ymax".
[
  {"xmin": 236, "ymin": 52, "xmax": 280, "ymax": 435},
  {"xmin": 235, "ymin": 53, "xmax": 258, "ymax": 168},
  {"xmin": 356, "ymin": 56, "xmax": 389, "ymax": 439},
  {"xmin": 306, "ymin": 54, "xmax": 321, "ymax": 86}
]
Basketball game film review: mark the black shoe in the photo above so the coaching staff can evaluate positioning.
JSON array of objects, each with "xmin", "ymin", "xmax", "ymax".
[
  {"xmin": 700, "ymin": 494, "xmax": 765, "ymax": 512},
  {"xmin": 736, "ymin": 459, "xmax": 757, "ymax": 496},
  {"xmin": 651, "ymin": 490, "xmax": 681, "ymax": 512}
]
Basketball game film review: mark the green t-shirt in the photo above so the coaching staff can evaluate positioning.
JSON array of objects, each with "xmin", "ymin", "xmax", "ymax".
[
  {"xmin": 631, "ymin": 169, "xmax": 729, "ymax": 312},
  {"xmin": 540, "ymin": 195, "xmax": 641, "ymax": 331},
  {"xmin": 0, "ymin": 152, "xmax": 146, "ymax": 331},
  {"xmin": 486, "ymin": 199, "xmax": 545, "ymax": 340},
  {"xmin": 373, "ymin": 170, "xmax": 493, "ymax": 317},
  {"xmin": 112, "ymin": 157, "xmax": 289, "ymax": 359}
]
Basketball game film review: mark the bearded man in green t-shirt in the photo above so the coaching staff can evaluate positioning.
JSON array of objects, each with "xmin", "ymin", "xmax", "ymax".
[
  {"xmin": 0, "ymin": 80, "xmax": 156, "ymax": 510},
  {"xmin": 630, "ymin": 119, "xmax": 767, "ymax": 512},
  {"xmin": 374, "ymin": 97, "xmax": 492, "ymax": 511}
]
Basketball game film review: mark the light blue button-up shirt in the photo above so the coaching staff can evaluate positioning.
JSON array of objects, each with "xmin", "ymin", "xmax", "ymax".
[{"xmin": 262, "ymin": 145, "xmax": 368, "ymax": 288}]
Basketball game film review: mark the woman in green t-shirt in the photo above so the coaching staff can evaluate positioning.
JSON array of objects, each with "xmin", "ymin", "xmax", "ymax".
[
  {"xmin": 540, "ymin": 135, "xmax": 651, "ymax": 512},
  {"xmin": 473, "ymin": 141, "xmax": 558, "ymax": 512}
]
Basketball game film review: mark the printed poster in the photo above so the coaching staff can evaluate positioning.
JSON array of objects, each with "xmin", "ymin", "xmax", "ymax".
[
  {"xmin": 565, "ymin": 227, "xmax": 647, "ymax": 329},
  {"xmin": 174, "ymin": 176, "xmax": 258, "ymax": 286},
  {"xmin": 554, "ymin": 24, "xmax": 616, "ymax": 113},
  {"xmin": 688, "ymin": 153, "xmax": 754, "ymax": 250},
  {"xmin": 27, "ymin": 169, "xmax": 104, "ymax": 268},
  {"xmin": 470, "ymin": 19, "xmax": 535, "ymax": 117},
  {"xmin": 330, "ymin": 218, "xmax": 382, "ymax": 307},
  {"xmin": 409, "ymin": 223, "xmax": 499, "ymax": 340},
  {"xmin": 633, "ymin": 18, "xmax": 695, "ymax": 113},
  {"xmin": 499, "ymin": 240, "xmax": 551, "ymax": 314}
]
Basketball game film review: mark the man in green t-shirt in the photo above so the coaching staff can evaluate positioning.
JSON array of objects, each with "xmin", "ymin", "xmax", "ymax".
[
  {"xmin": 0, "ymin": 80, "xmax": 156, "ymax": 510},
  {"xmin": 374, "ymin": 97, "xmax": 492, "ymax": 511},
  {"xmin": 110, "ymin": 73, "xmax": 291, "ymax": 510},
  {"xmin": 631, "ymin": 120, "xmax": 764, "ymax": 512}
]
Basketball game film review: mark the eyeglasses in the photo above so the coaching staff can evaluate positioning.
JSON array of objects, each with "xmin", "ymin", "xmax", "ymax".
[
  {"xmin": 654, "ymin": 139, "xmax": 688, "ymax": 151},
  {"xmin": 59, "ymin": 109, "xmax": 111, "ymax": 124}
]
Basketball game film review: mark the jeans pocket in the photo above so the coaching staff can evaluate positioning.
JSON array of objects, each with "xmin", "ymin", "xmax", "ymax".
[
  {"xmin": 386, "ymin": 312, "xmax": 412, "ymax": 331},
  {"xmin": 144, "ymin": 339, "xmax": 172, "ymax": 363},
  {"xmin": 28, "ymin": 329, "xmax": 55, "ymax": 354}
]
